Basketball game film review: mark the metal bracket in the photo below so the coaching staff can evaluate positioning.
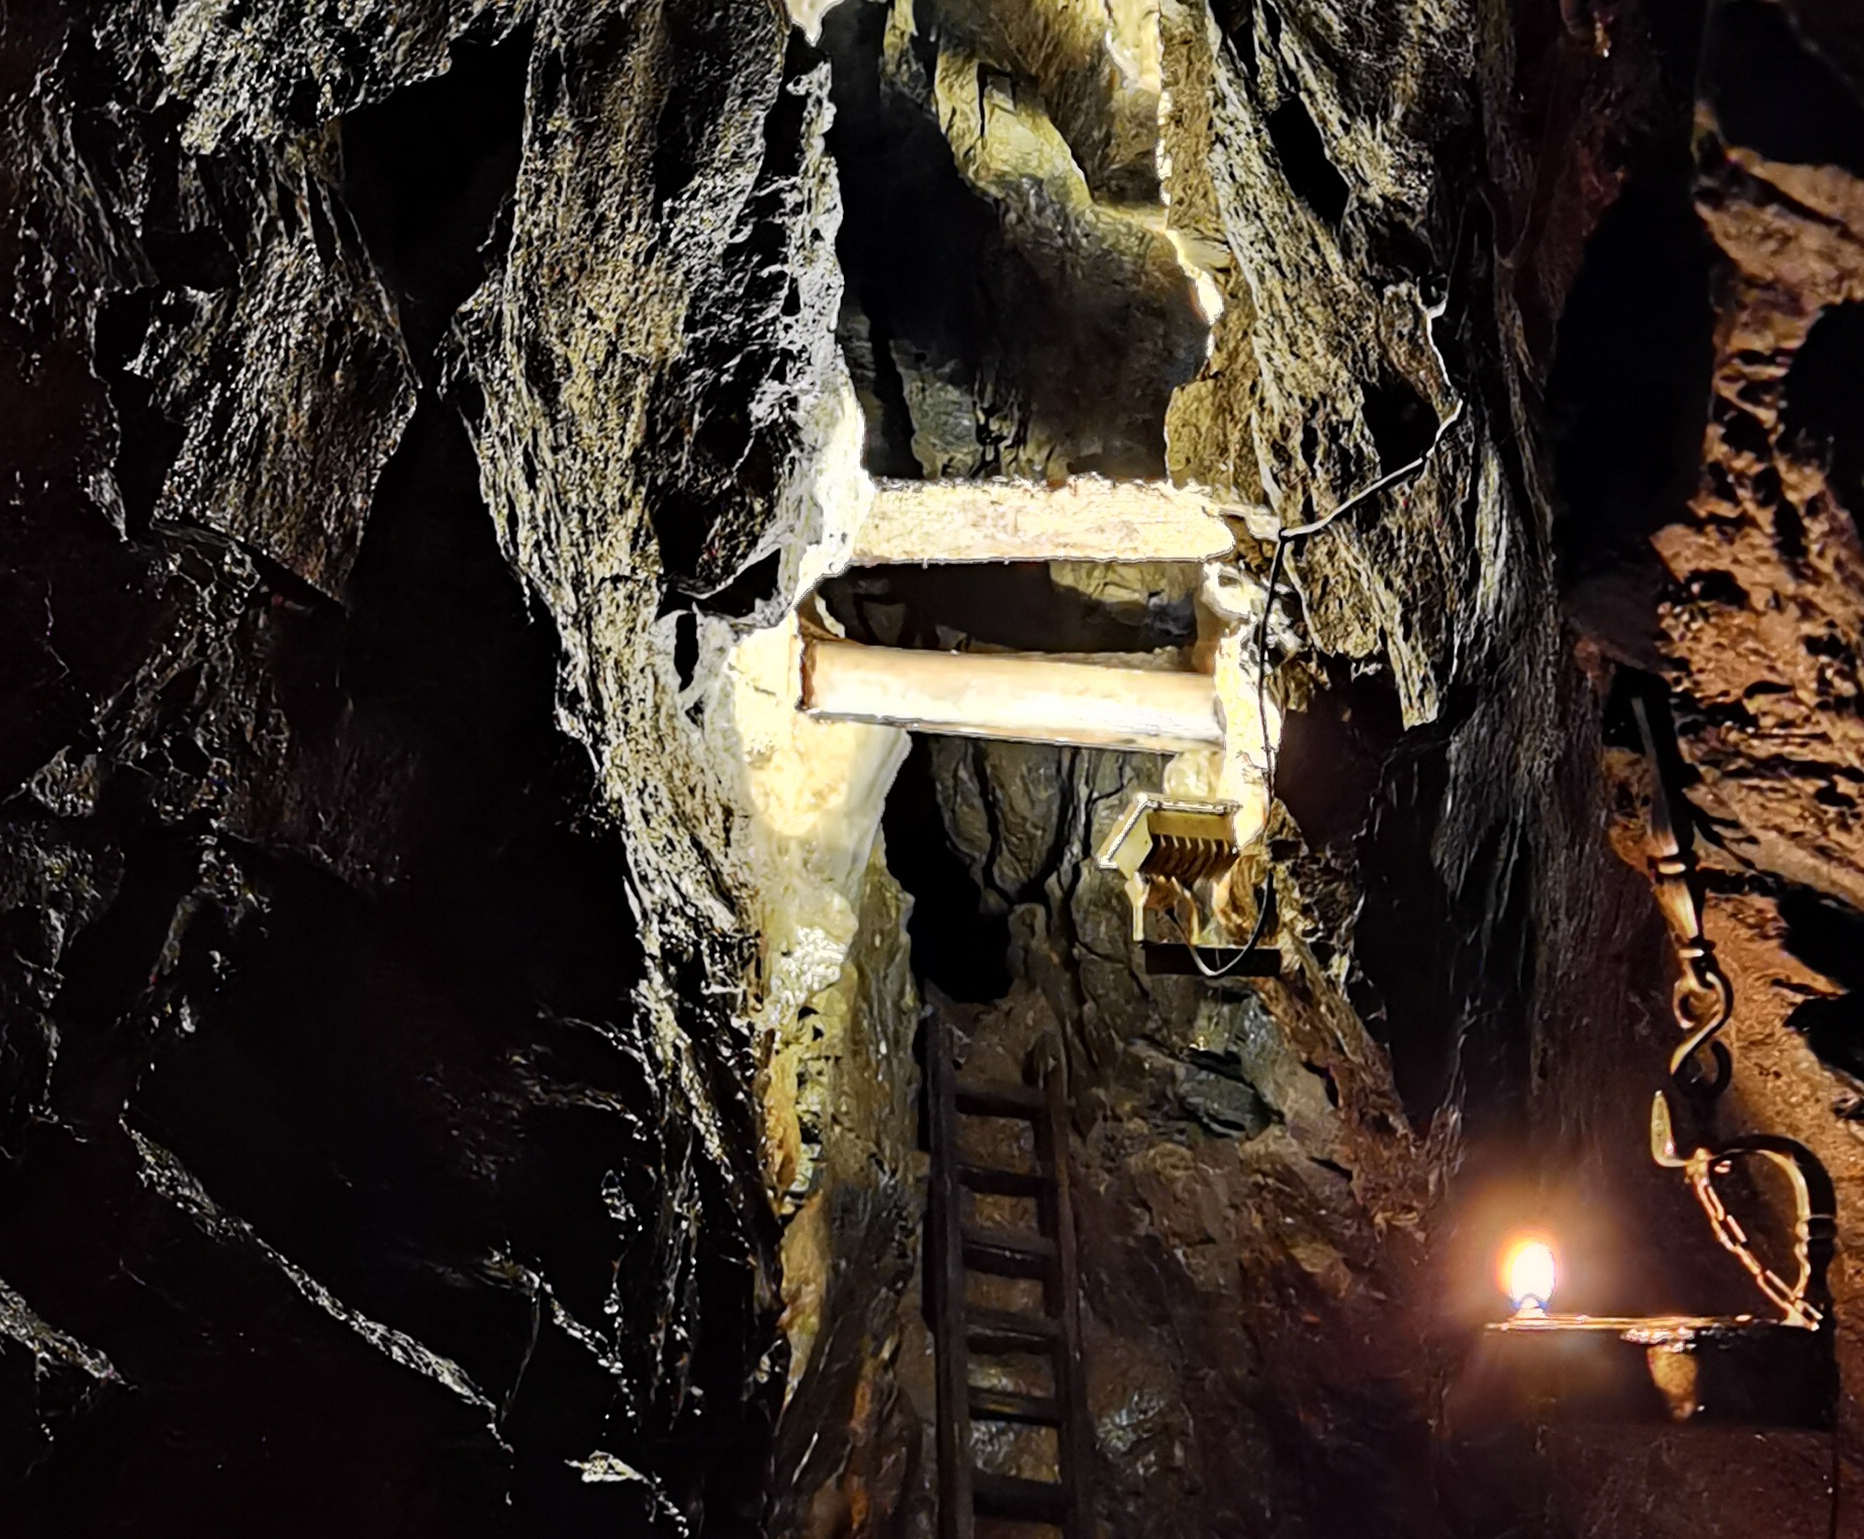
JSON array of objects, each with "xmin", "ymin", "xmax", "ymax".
[
  {"xmin": 1094, "ymin": 793, "xmax": 1264, "ymax": 954},
  {"xmin": 1651, "ymin": 1091, "xmax": 1836, "ymax": 1329},
  {"xmin": 1635, "ymin": 693, "xmax": 1838, "ymax": 1331}
]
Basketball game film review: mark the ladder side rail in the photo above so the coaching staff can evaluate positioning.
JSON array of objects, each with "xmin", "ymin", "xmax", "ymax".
[
  {"xmin": 927, "ymin": 1012, "xmax": 977, "ymax": 1539},
  {"xmin": 1034, "ymin": 1033, "xmax": 1095, "ymax": 1539}
]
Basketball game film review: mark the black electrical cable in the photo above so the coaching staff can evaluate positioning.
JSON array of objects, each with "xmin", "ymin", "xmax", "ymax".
[
  {"xmin": 1167, "ymin": 875, "xmax": 1275, "ymax": 979},
  {"xmin": 1254, "ymin": 400, "xmax": 1468, "ymax": 798},
  {"xmin": 1195, "ymin": 259, "xmax": 1467, "ymax": 979},
  {"xmin": 1206, "ymin": 400, "xmax": 1461, "ymax": 978}
]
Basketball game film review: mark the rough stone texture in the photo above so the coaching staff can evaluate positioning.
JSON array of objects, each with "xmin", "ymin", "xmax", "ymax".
[
  {"xmin": 1640, "ymin": 0, "xmax": 1864, "ymax": 1511},
  {"xmin": 444, "ymin": 0, "xmax": 849, "ymax": 1292},
  {"xmin": 132, "ymin": 141, "xmax": 419, "ymax": 595},
  {"xmin": 822, "ymin": 0, "xmax": 1210, "ymax": 484},
  {"xmin": 1657, "ymin": 14, "xmax": 1864, "ymax": 911},
  {"xmin": 0, "ymin": 3, "xmax": 836, "ymax": 1532},
  {"xmin": 4, "ymin": 0, "xmax": 1863, "ymax": 1537},
  {"xmin": 808, "ymin": 0, "xmax": 1864, "ymax": 1536},
  {"xmin": 765, "ymin": 847, "xmax": 929, "ymax": 1538}
]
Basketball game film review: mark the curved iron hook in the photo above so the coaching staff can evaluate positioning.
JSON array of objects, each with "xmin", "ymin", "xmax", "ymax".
[{"xmin": 1652, "ymin": 1092, "xmax": 1836, "ymax": 1327}]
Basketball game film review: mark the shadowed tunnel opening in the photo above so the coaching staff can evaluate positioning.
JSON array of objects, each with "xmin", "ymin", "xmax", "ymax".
[
  {"xmin": 340, "ymin": 29, "xmax": 531, "ymax": 371},
  {"xmin": 883, "ymin": 735, "xmax": 1014, "ymax": 1003},
  {"xmin": 1265, "ymin": 95, "xmax": 1350, "ymax": 228},
  {"xmin": 1780, "ymin": 887, "xmax": 1864, "ymax": 1084},
  {"xmin": 1706, "ymin": 0, "xmax": 1864, "ymax": 179},
  {"xmin": 1783, "ymin": 301, "xmax": 1864, "ymax": 535},
  {"xmin": 1544, "ymin": 149, "xmax": 1716, "ymax": 588}
]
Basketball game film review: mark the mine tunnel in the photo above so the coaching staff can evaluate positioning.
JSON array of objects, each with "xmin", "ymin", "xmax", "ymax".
[{"xmin": 3, "ymin": 0, "xmax": 1864, "ymax": 1537}]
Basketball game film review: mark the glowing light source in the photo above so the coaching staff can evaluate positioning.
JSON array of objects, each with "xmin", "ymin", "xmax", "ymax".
[
  {"xmin": 1467, "ymin": 714, "xmax": 1835, "ymax": 1432},
  {"xmin": 1502, "ymin": 1238, "xmax": 1557, "ymax": 1314}
]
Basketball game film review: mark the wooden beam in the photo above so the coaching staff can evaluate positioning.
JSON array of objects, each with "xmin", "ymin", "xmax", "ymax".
[
  {"xmin": 800, "ymin": 638, "xmax": 1222, "ymax": 753},
  {"xmin": 850, "ymin": 477, "xmax": 1236, "ymax": 566}
]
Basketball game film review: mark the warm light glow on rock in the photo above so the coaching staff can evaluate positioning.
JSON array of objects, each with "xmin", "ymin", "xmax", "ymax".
[{"xmin": 1502, "ymin": 1238, "xmax": 1557, "ymax": 1312}]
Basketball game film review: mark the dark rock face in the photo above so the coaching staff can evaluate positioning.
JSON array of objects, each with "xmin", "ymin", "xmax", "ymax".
[
  {"xmin": 825, "ymin": 2, "xmax": 1864, "ymax": 1538},
  {"xmin": 5, "ymin": 1, "xmax": 1864, "ymax": 1538},
  {"xmin": 1, "ymin": 3, "xmax": 814, "ymax": 1533},
  {"xmin": 1639, "ymin": 0, "xmax": 1864, "ymax": 1504}
]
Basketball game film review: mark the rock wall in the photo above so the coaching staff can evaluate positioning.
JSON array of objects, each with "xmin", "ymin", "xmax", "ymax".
[
  {"xmin": 0, "ymin": 3, "xmax": 845, "ymax": 1532},
  {"xmin": 3, "ymin": 0, "xmax": 1862, "ymax": 1537},
  {"xmin": 1644, "ymin": 0, "xmax": 1864, "ymax": 1511},
  {"xmin": 792, "ymin": 0, "xmax": 1864, "ymax": 1537}
]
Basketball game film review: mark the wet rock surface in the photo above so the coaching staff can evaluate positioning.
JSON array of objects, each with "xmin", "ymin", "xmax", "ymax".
[
  {"xmin": 3, "ymin": 0, "xmax": 1863, "ymax": 1537},
  {"xmin": 808, "ymin": 0, "xmax": 1864, "ymax": 1537},
  {"xmin": 2, "ymin": 3, "xmax": 812, "ymax": 1533}
]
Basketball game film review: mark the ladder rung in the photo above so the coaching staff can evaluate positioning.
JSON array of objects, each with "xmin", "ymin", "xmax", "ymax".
[
  {"xmin": 961, "ymin": 1225, "xmax": 1056, "ymax": 1278},
  {"xmin": 953, "ymin": 1077, "xmax": 1045, "ymax": 1119},
  {"xmin": 958, "ymin": 1162, "xmax": 1046, "ymax": 1198},
  {"xmin": 968, "ymin": 1385, "xmax": 1062, "ymax": 1425},
  {"xmin": 966, "ymin": 1307, "xmax": 1061, "ymax": 1354},
  {"xmin": 973, "ymin": 1470, "xmax": 1068, "ymax": 1523}
]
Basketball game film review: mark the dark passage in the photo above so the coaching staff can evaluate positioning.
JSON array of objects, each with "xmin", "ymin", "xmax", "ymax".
[
  {"xmin": 341, "ymin": 31, "xmax": 530, "ymax": 370},
  {"xmin": 1265, "ymin": 96, "xmax": 1351, "ymax": 228},
  {"xmin": 1783, "ymin": 301, "xmax": 1864, "ymax": 531},
  {"xmin": 1781, "ymin": 886, "xmax": 1864, "ymax": 1082},
  {"xmin": 1545, "ymin": 154, "xmax": 1715, "ymax": 584},
  {"xmin": 883, "ymin": 736, "xmax": 1014, "ymax": 1003}
]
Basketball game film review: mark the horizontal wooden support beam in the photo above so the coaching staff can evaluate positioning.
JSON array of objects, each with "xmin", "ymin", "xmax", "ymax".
[
  {"xmin": 800, "ymin": 639, "xmax": 1223, "ymax": 753},
  {"xmin": 849, "ymin": 477, "xmax": 1236, "ymax": 565}
]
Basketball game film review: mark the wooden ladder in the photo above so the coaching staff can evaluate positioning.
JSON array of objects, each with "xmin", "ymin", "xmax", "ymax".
[{"xmin": 926, "ymin": 1015, "xmax": 1093, "ymax": 1539}]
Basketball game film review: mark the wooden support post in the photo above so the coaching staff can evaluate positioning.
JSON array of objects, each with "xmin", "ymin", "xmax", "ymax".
[{"xmin": 800, "ymin": 638, "xmax": 1223, "ymax": 754}]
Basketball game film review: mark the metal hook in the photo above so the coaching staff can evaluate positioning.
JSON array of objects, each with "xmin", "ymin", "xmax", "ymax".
[{"xmin": 1652, "ymin": 1091, "xmax": 1835, "ymax": 1328}]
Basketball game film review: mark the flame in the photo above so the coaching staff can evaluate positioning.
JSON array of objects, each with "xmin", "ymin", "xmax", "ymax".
[{"xmin": 1501, "ymin": 1238, "xmax": 1557, "ymax": 1313}]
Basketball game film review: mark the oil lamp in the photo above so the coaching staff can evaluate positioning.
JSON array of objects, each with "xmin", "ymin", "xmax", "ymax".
[
  {"xmin": 1468, "ymin": 698, "xmax": 1837, "ymax": 1430},
  {"xmin": 1479, "ymin": 1123, "xmax": 1835, "ymax": 1428}
]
